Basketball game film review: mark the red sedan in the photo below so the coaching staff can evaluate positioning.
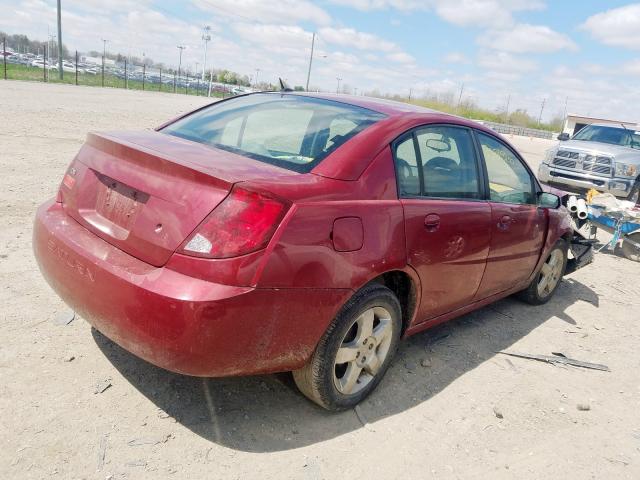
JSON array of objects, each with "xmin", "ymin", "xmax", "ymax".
[{"xmin": 33, "ymin": 93, "xmax": 589, "ymax": 410}]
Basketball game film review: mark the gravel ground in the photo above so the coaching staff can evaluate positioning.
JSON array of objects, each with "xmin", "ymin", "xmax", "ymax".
[{"xmin": 1, "ymin": 81, "xmax": 639, "ymax": 479}]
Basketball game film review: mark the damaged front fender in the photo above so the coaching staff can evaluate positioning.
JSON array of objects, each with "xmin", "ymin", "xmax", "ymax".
[{"xmin": 565, "ymin": 229, "xmax": 595, "ymax": 275}]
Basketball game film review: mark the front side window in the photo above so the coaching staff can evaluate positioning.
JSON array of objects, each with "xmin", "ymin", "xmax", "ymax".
[
  {"xmin": 162, "ymin": 94, "xmax": 386, "ymax": 172},
  {"xmin": 478, "ymin": 132, "xmax": 535, "ymax": 205}
]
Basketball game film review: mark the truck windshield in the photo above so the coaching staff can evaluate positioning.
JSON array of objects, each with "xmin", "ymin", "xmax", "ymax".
[
  {"xmin": 162, "ymin": 93, "xmax": 386, "ymax": 173},
  {"xmin": 572, "ymin": 125, "xmax": 640, "ymax": 150}
]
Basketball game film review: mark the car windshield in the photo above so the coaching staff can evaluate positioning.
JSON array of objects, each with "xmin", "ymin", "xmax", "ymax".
[
  {"xmin": 572, "ymin": 124, "xmax": 640, "ymax": 150},
  {"xmin": 162, "ymin": 93, "xmax": 386, "ymax": 173}
]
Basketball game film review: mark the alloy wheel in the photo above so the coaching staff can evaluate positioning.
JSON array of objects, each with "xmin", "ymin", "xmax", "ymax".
[
  {"xmin": 537, "ymin": 249, "xmax": 564, "ymax": 298},
  {"xmin": 333, "ymin": 306, "xmax": 393, "ymax": 395}
]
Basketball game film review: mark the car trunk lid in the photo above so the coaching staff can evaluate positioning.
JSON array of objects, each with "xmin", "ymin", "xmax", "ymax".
[{"xmin": 60, "ymin": 131, "xmax": 293, "ymax": 266}]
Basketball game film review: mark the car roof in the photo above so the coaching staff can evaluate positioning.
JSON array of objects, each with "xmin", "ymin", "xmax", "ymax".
[{"xmin": 261, "ymin": 91, "xmax": 445, "ymax": 117}]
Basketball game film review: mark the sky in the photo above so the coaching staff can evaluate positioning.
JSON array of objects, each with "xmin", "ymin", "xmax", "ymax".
[{"xmin": 3, "ymin": 0, "xmax": 640, "ymax": 122}]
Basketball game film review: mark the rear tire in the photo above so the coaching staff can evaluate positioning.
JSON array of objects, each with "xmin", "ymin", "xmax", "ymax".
[
  {"xmin": 517, "ymin": 240, "xmax": 568, "ymax": 305},
  {"xmin": 293, "ymin": 283, "xmax": 402, "ymax": 411}
]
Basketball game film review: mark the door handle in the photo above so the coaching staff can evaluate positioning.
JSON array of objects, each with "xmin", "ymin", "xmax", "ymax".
[
  {"xmin": 498, "ymin": 214, "xmax": 512, "ymax": 230},
  {"xmin": 424, "ymin": 213, "xmax": 441, "ymax": 232}
]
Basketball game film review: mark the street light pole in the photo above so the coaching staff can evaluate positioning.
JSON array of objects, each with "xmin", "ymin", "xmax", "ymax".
[
  {"xmin": 305, "ymin": 32, "xmax": 315, "ymax": 92},
  {"xmin": 56, "ymin": 0, "xmax": 63, "ymax": 80},
  {"xmin": 254, "ymin": 68, "xmax": 260, "ymax": 88},
  {"xmin": 101, "ymin": 38, "xmax": 108, "ymax": 87},
  {"xmin": 177, "ymin": 45, "xmax": 185, "ymax": 80},
  {"xmin": 202, "ymin": 26, "xmax": 210, "ymax": 81},
  {"xmin": 336, "ymin": 77, "xmax": 342, "ymax": 94}
]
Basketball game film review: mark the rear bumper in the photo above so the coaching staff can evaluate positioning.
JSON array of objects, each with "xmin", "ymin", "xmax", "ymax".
[
  {"xmin": 538, "ymin": 163, "xmax": 632, "ymax": 197},
  {"xmin": 33, "ymin": 200, "xmax": 351, "ymax": 376}
]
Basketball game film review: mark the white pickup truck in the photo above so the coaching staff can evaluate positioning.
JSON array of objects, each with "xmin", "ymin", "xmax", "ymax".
[{"xmin": 538, "ymin": 123, "xmax": 640, "ymax": 203}]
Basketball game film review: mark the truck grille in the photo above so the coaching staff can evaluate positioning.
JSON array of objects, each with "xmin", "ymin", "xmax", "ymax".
[
  {"xmin": 553, "ymin": 157, "xmax": 576, "ymax": 168},
  {"xmin": 557, "ymin": 150, "xmax": 580, "ymax": 160},
  {"xmin": 553, "ymin": 150, "xmax": 613, "ymax": 177}
]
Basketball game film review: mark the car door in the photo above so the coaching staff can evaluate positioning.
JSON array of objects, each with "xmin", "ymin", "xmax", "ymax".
[
  {"xmin": 473, "ymin": 131, "xmax": 547, "ymax": 300},
  {"xmin": 394, "ymin": 125, "xmax": 492, "ymax": 323}
]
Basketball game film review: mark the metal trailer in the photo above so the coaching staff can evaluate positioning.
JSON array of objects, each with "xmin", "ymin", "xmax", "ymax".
[{"xmin": 587, "ymin": 205, "xmax": 640, "ymax": 262}]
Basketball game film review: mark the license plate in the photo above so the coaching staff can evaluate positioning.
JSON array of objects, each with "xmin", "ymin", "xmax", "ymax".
[{"xmin": 95, "ymin": 176, "xmax": 143, "ymax": 231}]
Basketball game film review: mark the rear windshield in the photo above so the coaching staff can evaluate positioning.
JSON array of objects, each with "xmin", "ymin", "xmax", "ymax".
[{"xmin": 162, "ymin": 93, "xmax": 386, "ymax": 173}]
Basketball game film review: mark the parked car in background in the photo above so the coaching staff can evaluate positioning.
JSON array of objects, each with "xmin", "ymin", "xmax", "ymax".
[
  {"xmin": 538, "ymin": 124, "xmax": 640, "ymax": 203},
  {"xmin": 33, "ymin": 93, "xmax": 590, "ymax": 410}
]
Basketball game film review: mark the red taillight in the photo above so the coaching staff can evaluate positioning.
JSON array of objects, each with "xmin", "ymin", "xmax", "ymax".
[{"xmin": 179, "ymin": 187, "xmax": 290, "ymax": 259}]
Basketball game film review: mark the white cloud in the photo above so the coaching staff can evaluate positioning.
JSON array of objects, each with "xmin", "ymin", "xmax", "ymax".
[
  {"xmin": 444, "ymin": 52, "xmax": 468, "ymax": 64},
  {"xmin": 623, "ymin": 59, "xmax": 640, "ymax": 76},
  {"xmin": 318, "ymin": 27, "xmax": 398, "ymax": 52},
  {"xmin": 477, "ymin": 50, "xmax": 537, "ymax": 74},
  {"xmin": 478, "ymin": 24, "xmax": 577, "ymax": 53},
  {"xmin": 192, "ymin": 0, "xmax": 332, "ymax": 26},
  {"xmin": 581, "ymin": 4, "xmax": 640, "ymax": 50},
  {"xmin": 387, "ymin": 51, "xmax": 415, "ymax": 64},
  {"xmin": 232, "ymin": 23, "xmax": 312, "ymax": 49},
  {"xmin": 330, "ymin": 0, "xmax": 545, "ymax": 28}
]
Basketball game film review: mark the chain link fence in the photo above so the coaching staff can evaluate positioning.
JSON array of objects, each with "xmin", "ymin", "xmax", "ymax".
[{"xmin": 2, "ymin": 41, "xmax": 249, "ymax": 99}]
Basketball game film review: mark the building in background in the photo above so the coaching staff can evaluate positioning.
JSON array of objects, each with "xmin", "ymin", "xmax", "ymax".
[{"xmin": 562, "ymin": 114, "xmax": 637, "ymax": 136}]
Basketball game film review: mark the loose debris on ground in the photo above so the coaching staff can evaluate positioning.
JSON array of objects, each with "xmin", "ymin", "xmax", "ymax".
[{"xmin": 498, "ymin": 351, "xmax": 610, "ymax": 372}]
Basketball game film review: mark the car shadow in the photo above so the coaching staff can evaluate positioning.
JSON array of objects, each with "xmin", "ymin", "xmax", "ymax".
[{"xmin": 92, "ymin": 277, "xmax": 599, "ymax": 453}]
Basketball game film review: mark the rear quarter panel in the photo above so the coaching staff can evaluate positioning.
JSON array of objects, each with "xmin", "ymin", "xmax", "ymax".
[{"xmin": 252, "ymin": 147, "xmax": 409, "ymax": 290}]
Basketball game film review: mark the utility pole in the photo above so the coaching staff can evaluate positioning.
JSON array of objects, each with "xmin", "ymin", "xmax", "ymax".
[
  {"xmin": 254, "ymin": 68, "xmax": 260, "ymax": 88},
  {"xmin": 56, "ymin": 0, "xmax": 63, "ymax": 80},
  {"xmin": 408, "ymin": 87, "xmax": 413, "ymax": 101},
  {"xmin": 504, "ymin": 93, "xmax": 511, "ymax": 124},
  {"xmin": 202, "ymin": 26, "xmax": 211, "ymax": 81},
  {"xmin": 562, "ymin": 96, "xmax": 569, "ymax": 120},
  {"xmin": 305, "ymin": 32, "xmax": 315, "ymax": 91},
  {"xmin": 457, "ymin": 82, "xmax": 465, "ymax": 109},
  {"xmin": 538, "ymin": 98, "xmax": 546, "ymax": 126},
  {"xmin": 101, "ymin": 38, "xmax": 108, "ymax": 87},
  {"xmin": 336, "ymin": 76, "xmax": 342, "ymax": 94}
]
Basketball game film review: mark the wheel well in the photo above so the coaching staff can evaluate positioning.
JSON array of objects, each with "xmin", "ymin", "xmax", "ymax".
[{"xmin": 368, "ymin": 271, "xmax": 417, "ymax": 333}]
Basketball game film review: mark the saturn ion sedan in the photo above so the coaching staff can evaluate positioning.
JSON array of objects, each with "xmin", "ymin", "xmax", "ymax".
[{"xmin": 33, "ymin": 92, "xmax": 588, "ymax": 410}]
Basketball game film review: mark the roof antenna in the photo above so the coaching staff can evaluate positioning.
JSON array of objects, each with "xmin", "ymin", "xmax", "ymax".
[{"xmin": 279, "ymin": 77, "xmax": 293, "ymax": 92}]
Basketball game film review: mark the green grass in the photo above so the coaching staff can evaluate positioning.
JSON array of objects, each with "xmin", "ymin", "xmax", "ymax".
[{"xmin": 2, "ymin": 63, "xmax": 224, "ymax": 98}]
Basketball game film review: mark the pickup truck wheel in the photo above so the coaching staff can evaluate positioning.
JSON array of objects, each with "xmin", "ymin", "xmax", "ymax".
[
  {"xmin": 293, "ymin": 283, "xmax": 402, "ymax": 411},
  {"xmin": 628, "ymin": 181, "xmax": 640, "ymax": 204},
  {"xmin": 621, "ymin": 232, "xmax": 640, "ymax": 262},
  {"xmin": 517, "ymin": 240, "xmax": 568, "ymax": 305}
]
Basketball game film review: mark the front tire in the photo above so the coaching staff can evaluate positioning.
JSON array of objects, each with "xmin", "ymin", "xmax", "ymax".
[
  {"xmin": 627, "ymin": 180, "xmax": 640, "ymax": 204},
  {"xmin": 293, "ymin": 283, "xmax": 402, "ymax": 411},
  {"xmin": 517, "ymin": 240, "xmax": 568, "ymax": 305}
]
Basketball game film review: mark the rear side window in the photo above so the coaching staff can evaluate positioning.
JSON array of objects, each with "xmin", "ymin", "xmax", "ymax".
[
  {"xmin": 394, "ymin": 125, "xmax": 481, "ymax": 199},
  {"xmin": 477, "ymin": 132, "xmax": 535, "ymax": 205},
  {"xmin": 162, "ymin": 94, "xmax": 385, "ymax": 173}
]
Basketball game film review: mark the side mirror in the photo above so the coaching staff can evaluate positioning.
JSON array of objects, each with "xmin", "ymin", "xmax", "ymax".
[
  {"xmin": 538, "ymin": 192, "xmax": 560, "ymax": 209},
  {"xmin": 557, "ymin": 133, "xmax": 570, "ymax": 141}
]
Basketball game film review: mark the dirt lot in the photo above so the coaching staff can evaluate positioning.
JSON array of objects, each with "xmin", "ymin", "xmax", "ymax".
[{"xmin": 1, "ymin": 81, "xmax": 639, "ymax": 479}]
